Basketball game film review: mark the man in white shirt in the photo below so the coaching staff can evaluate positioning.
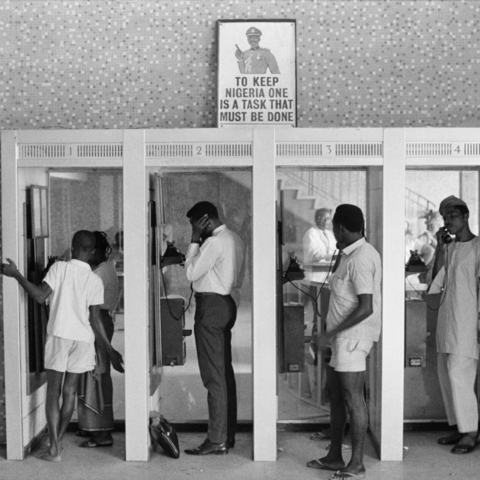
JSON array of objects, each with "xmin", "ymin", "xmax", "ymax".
[
  {"xmin": 431, "ymin": 195, "xmax": 480, "ymax": 454},
  {"xmin": 1, "ymin": 230, "xmax": 124, "ymax": 462},
  {"xmin": 184, "ymin": 202, "xmax": 245, "ymax": 456},
  {"xmin": 308, "ymin": 205, "xmax": 381, "ymax": 480}
]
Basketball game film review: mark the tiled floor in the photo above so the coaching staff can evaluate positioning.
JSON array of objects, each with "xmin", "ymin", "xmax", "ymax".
[{"xmin": 1, "ymin": 429, "xmax": 480, "ymax": 480}]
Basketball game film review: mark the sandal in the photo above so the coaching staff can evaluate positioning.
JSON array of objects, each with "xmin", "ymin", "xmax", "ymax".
[{"xmin": 79, "ymin": 438, "xmax": 114, "ymax": 448}]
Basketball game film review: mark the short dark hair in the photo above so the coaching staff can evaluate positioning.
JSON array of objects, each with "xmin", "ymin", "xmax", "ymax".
[
  {"xmin": 72, "ymin": 230, "xmax": 96, "ymax": 251},
  {"xmin": 333, "ymin": 204, "xmax": 365, "ymax": 233},
  {"xmin": 93, "ymin": 231, "xmax": 112, "ymax": 260},
  {"xmin": 186, "ymin": 201, "xmax": 219, "ymax": 221}
]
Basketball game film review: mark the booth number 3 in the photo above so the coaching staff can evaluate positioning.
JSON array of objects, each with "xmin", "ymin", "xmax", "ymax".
[{"xmin": 323, "ymin": 144, "xmax": 335, "ymax": 157}]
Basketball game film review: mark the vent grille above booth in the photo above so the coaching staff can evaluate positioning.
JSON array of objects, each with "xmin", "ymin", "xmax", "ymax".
[
  {"xmin": 146, "ymin": 143, "xmax": 253, "ymax": 158},
  {"xmin": 276, "ymin": 142, "xmax": 383, "ymax": 157},
  {"xmin": 18, "ymin": 144, "xmax": 123, "ymax": 159},
  {"xmin": 406, "ymin": 142, "xmax": 480, "ymax": 157}
]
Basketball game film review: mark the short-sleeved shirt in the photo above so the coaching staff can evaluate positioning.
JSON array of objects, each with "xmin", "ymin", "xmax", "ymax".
[
  {"xmin": 326, "ymin": 238, "xmax": 382, "ymax": 342},
  {"xmin": 44, "ymin": 259, "xmax": 104, "ymax": 344},
  {"xmin": 435, "ymin": 237, "xmax": 480, "ymax": 359},
  {"xmin": 93, "ymin": 259, "xmax": 118, "ymax": 311}
]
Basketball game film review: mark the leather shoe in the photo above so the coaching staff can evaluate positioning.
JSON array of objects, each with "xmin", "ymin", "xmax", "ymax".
[
  {"xmin": 227, "ymin": 436, "xmax": 235, "ymax": 449},
  {"xmin": 185, "ymin": 439, "xmax": 229, "ymax": 456}
]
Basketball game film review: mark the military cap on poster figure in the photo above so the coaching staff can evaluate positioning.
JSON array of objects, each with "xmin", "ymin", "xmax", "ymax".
[{"xmin": 235, "ymin": 27, "xmax": 280, "ymax": 74}]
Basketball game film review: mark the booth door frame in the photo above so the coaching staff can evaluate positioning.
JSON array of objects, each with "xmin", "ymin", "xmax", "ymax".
[{"xmin": 1, "ymin": 129, "xmax": 125, "ymax": 459}]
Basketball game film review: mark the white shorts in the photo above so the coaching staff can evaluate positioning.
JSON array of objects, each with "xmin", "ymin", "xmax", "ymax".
[
  {"xmin": 44, "ymin": 335, "xmax": 95, "ymax": 373},
  {"xmin": 329, "ymin": 337, "xmax": 373, "ymax": 372}
]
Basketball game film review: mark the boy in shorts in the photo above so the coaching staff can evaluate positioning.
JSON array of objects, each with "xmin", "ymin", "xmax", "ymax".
[
  {"xmin": 1, "ymin": 230, "xmax": 124, "ymax": 462},
  {"xmin": 307, "ymin": 205, "xmax": 381, "ymax": 480}
]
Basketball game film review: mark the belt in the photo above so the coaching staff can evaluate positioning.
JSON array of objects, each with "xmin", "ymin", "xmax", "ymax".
[{"xmin": 195, "ymin": 292, "xmax": 229, "ymax": 297}]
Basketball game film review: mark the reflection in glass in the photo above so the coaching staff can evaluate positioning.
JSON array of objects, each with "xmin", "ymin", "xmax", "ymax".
[{"xmin": 277, "ymin": 168, "xmax": 367, "ymax": 422}]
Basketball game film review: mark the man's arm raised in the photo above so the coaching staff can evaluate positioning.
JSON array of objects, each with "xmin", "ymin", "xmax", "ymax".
[{"xmin": 1, "ymin": 258, "xmax": 52, "ymax": 303}]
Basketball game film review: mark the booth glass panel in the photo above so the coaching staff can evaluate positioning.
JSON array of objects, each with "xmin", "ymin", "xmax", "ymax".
[
  {"xmin": 276, "ymin": 168, "xmax": 367, "ymax": 423},
  {"xmin": 48, "ymin": 168, "xmax": 124, "ymax": 420},
  {"xmin": 404, "ymin": 168, "xmax": 479, "ymax": 421}
]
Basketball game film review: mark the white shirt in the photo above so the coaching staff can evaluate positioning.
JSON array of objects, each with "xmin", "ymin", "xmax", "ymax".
[
  {"xmin": 326, "ymin": 238, "xmax": 382, "ymax": 342},
  {"xmin": 434, "ymin": 237, "xmax": 480, "ymax": 359},
  {"xmin": 44, "ymin": 259, "xmax": 104, "ymax": 344},
  {"xmin": 303, "ymin": 227, "xmax": 336, "ymax": 282},
  {"xmin": 93, "ymin": 259, "xmax": 118, "ymax": 312},
  {"xmin": 185, "ymin": 224, "xmax": 245, "ymax": 295}
]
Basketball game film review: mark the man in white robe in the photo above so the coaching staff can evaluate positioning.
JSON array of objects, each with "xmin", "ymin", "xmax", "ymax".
[{"xmin": 430, "ymin": 195, "xmax": 480, "ymax": 454}]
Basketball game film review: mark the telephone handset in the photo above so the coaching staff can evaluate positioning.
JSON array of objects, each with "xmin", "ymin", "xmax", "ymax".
[{"xmin": 442, "ymin": 230, "xmax": 455, "ymax": 244}]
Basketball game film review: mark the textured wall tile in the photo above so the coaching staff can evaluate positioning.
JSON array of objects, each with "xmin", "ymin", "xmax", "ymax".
[{"xmin": 0, "ymin": 1, "xmax": 479, "ymax": 129}]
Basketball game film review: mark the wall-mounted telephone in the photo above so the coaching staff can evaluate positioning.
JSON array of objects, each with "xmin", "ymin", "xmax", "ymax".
[
  {"xmin": 283, "ymin": 255, "xmax": 305, "ymax": 282},
  {"xmin": 161, "ymin": 241, "xmax": 185, "ymax": 268},
  {"xmin": 406, "ymin": 250, "xmax": 426, "ymax": 273}
]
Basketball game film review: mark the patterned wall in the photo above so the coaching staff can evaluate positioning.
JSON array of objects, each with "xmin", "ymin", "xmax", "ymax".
[
  {"xmin": 1, "ymin": 0, "xmax": 480, "ymax": 129},
  {"xmin": 1, "ymin": 0, "xmax": 480, "ymax": 443}
]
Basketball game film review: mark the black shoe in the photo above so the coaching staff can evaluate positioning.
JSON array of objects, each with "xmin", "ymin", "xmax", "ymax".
[
  {"xmin": 227, "ymin": 436, "xmax": 235, "ymax": 449},
  {"xmin": 185, "ymin": 439, "xmax": 229, "ymax": 456}
]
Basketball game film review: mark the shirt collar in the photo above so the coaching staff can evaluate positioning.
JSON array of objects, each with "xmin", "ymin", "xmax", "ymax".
[
  {"xmin": 212, "ymin": 224, "xmax": 227, "ymax": 236},
  {"xmin": 342, "ymin": 237, "xmax": 366, "ymax": 256},
  {"xmin": 69, "ymin": 259, "xmax": 92, "ymax": 270}
]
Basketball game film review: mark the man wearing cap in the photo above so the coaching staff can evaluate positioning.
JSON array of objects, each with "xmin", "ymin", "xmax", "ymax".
[
  {"xmin": 430, "ymin": 195, "xmax": 480, "ymax": 454},
  {"xmin": 308, "ymin": 204, "xmax": 381, "ymax": 480},
  {"xmin": 235, "ymin": 27, "xmax": 280, "ymax": 74}
]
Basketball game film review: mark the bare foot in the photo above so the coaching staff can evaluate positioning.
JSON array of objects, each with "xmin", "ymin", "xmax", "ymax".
[{"xmin": 37, "ymin": 450, "xmax": 62, "ymax": 462}]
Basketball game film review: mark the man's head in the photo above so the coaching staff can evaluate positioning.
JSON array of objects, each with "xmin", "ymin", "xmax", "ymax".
[
  {"xmin": 246, "ymin": 27, "xmax": 262, "ymax": 49},
  {"xmin": 332, "ymin": 204, "xmax": 365, "ymax": 247},
  {"xmin": 439, "ymin": 195, "xmax": 470, "ymax": 236},
  {"xmin": 314, "ymin": 208, "xmax": 332, "ymax": 231},
  {"xmin": 186, "ymin": 201, "xmax": 221, "ymax": 238},
  {"xmin": 71, "ymin": 230, "xmax": 96, "ymax": 261}
]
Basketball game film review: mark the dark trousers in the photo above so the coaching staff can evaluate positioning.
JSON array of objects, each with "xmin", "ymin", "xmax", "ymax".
[{"xmin": 194, "ymin": 293, "xmax": 237, "ymax": 444}]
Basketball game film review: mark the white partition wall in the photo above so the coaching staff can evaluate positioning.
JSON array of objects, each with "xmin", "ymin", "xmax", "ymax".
[
  {"xmin": 1, "ymin": 131, "xmax": 23, "ymax": 460},
  {"xmin": 381, "ymin": 129, "xmax": 406, "ymax": 460},
  {"xmin": 252, "ymin": 128, "xmax": 277, "ymax": 461},
  {"xmin": 123, "ymin": 129, "xmax": 150, "ymax": 461}
]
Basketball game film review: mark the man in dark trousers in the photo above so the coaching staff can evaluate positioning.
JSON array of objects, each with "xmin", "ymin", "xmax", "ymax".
[{"xmin": 184, "ymin": 201, "xmax": 245, "ymax": 455}]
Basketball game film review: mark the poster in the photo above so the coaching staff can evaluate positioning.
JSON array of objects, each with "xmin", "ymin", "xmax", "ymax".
[{"xmin": 217, "ymin": 20, "xmax": 296, "ymax": 127}]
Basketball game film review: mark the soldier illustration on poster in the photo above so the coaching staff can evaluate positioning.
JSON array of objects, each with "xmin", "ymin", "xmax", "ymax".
[{"xmin": 235, "ymin": 27, "xmax": 280, "ymax": 75}]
